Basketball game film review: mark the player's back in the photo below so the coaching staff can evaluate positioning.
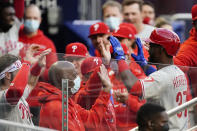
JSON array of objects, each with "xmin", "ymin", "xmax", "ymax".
[{"xmin": 153, "ymin": 65, "xmax": 188, "ymax": 131}]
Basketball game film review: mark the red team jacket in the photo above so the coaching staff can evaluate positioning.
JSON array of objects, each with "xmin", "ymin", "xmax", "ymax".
[
  {"xmin": 174, "ymin": 28, "xmax": 197, "ymax": 97},
  {"xmin": 38, "ymin": 82, "xmax": 110, "ymax": 131},
  {"xmin": 174, "ymin": 28, "xmax": 197, "ymax": 67},
  {"xmin": 73, "ymin": 67, "xmax": 117, "ymax": 131},
  {"xmin": 19, "ymin": 27, "xmax": 57, "ymax": 81}
]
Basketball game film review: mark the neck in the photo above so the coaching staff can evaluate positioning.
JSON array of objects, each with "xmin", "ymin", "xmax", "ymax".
[
  {"xmin": 24, "ymin": 29, "xmax": 38, "ymax": 38},
  {"xmin": 135, "ymin": 22, "xmax": 144, "ymax": 33},
  {"xmin": 156, "ymin": 58, "xmax": 173, "ymax": 70},
  {"xmin": 139, "ymin": 127, "xmax": 149, "ymax": 131}
]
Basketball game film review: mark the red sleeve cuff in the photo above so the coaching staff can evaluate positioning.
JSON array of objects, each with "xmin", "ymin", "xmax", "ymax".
[
  {"xmin": 99, "ymin": 91, "xmax": 110, "ymax": 101},
  {"xmin": 118, "ymin": 60, "xmax": 130, "ymax": 73},
  {"xmin": 126, "ymin": 94, "xmax": 144, "ymax": 112}
]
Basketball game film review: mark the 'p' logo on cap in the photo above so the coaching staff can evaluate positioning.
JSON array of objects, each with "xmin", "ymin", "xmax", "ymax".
[{"xmin": 72, "ymin": 45, "xmax": 77, "ymax": 52}]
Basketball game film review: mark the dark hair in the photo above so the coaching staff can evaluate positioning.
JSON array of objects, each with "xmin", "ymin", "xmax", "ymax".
[
  {"xmin": 142, "ymin": 1, "xmax": 155, "ymax": 10},
  {"xmin": 136, "ymin": 103, "xmax": 166, "ymax": 129},
  {"xmin": 0, "ymin": 54, "xmax": 18, "ymax": 85},
  {"xmin": 0, "ymin": 2, "xmax": 13, "ymax": 15},
  {"xmin": 122, "ymin": 0, "xmax": 144, "ymax": 11}
]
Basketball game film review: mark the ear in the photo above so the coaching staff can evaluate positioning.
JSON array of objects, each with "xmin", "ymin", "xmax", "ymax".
[
  {"xmin": 38, "ymin": 17, "xmax": 42, "ymax": 25},
  {"xmin": 147, "ymin": 120, "xmax": 155, "ymax": 130},
  {"xmin": 147, "ymin": 120, "xmax": 152, "ymax": 127},
  {"xmin": 5, "ymin": 72, "xmax": 11, "ymax": 80}
]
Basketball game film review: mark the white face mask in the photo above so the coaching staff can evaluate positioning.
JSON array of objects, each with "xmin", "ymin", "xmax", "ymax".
[
  {"xmin": 24, "ymin": 19, "xmax": 40, "ymax": 33},
  {"xmin": 104, "ymin": 16, "xmax": 121, "ymax": 30},
  {"xmin": 71, "ymin": 76, "xmax": 81, "ymax": 94}
]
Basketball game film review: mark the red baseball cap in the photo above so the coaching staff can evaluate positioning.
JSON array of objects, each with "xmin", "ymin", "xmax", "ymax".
[
  {"xmin": 112, "ymin": 26, "xmax": 135, "ymax": 40},
  {"xmin": 81, "ymin": 57, "xmax": 102, "ymax": 75},
  {"xmin": 192, "ymin": 4, "xmax": 197, "ymax": 21},
  {"xmin": 88, "ymin": 22, "xmax": 110, "ymax": 37},
  {"xmin": 119, "ymin": 23, "xmax": 137, "ymax": 34},
  {"xmin": 65, "ymin": 42, "xmax": 88, "ymax": 57}
]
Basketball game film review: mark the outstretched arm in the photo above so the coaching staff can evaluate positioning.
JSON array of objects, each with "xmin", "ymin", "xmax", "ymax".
[
  {"xmin": 109, "ymin": 36, "xmax": 138, "ymax": 91},
  {"xmin": 26, "ymin": 46, "xmax": 51, "ymax": 93},
  {"xmin": 131, "ymin": 38, "xmax": 156, "ymax": 75},
  {"xmin": 6, "ymin": 61, "xmax": 31, "ymax": 105}
]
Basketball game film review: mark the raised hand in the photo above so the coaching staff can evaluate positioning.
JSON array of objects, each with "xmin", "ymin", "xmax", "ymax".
[
  {"xmin": 114, "ymin": 90, "xmax": 129, "ymax": 104},
  {"xmin": 131, "ymin": 38, "xmax": 147, "ymax": 67},
  {"xmin": 23, "ymin": 44, "xmax": 40, "ymax": 65},
  {"xmin": 37, "ymin": 48, "xmax": 51, "ymax": 67},
  {"xmin": 109, "ymin": 36, "xmax": 125, "ymax": 60},
  {"xmin": 98, "ymin": 38, "xmax": 111, "ymax": 65},
  {"xmin": 97, "ymin": 64, "xmax": 113, "ymax": 93}
]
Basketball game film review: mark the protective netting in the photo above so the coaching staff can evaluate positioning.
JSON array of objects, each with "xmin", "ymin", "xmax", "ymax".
[{"xmin": 0, "ymin": 53, "xmax": 197, "ymax": 131}]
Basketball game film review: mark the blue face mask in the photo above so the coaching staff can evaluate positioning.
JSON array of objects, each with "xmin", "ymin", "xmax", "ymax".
[
  {"xmin": 71, "ymin": 76, "xmax": 81, "ymax": 94},
  {"xmin": 104, "ymin": 16, "xmax": 121, "ymax": 30},
  {"xmin": 24, "ymin": 19, "xmax": 40, "ymax": 33}
]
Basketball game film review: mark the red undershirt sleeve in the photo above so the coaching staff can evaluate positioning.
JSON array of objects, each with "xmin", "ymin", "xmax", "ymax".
[{"xmin": 6, "ymin": 61, "xmax": 31, "ymax": 105}]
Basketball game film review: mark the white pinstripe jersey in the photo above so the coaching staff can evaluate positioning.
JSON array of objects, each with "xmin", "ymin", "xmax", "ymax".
[
  {"xmin": 0, "ymin": 18, "xmax": 23, "ymax": 57},
  {"xmin": 0, "ymin": 85, "xmax": 34, "ymax": 131},
  {"xmin": 140, "ymin": 65, "xmax": 188, "ymax": 131}
]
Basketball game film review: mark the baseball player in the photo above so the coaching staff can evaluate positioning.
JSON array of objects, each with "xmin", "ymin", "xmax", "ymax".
[
  {"xmin": 88, "ymin": 22, "xmax": 111, "ymax": 57},
  {"xmin": 89, "ymin": 22, "xmax": 146, "ymax": 130},
  {"xmin": 109, "ymin": 28, "xmax": 189, "ymax": 131},
  {"xmin": 64, "ymin": 42, "xmax": 89, "ymax": 80},
  {"xmin": 74, "ymin": 57, "xmax": 117, "ymax": 131},
  {"xmin": 0, "ymin": 45, "xmax": 51, "ymax": 131}
]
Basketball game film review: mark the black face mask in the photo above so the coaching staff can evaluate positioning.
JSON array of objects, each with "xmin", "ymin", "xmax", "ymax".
[
  {"xmin": 152, "ymin": 123, "xmax": 169, "ymax": 131},
  {"xmin": 161, "ymin": 123, "xmax": 169, "ymax": 131}
]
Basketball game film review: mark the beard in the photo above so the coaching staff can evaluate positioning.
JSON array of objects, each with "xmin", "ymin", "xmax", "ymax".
[{"xmin": 148, "ymin": 56, "xmax": 160, "ymax": 65}]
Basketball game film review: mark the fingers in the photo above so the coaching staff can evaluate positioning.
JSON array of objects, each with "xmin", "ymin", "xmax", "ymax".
[
  {"xmin": 114, "ymin": 91, "xmax": 121, "ymax": 101},
  {"xmin": 109, "ymin": 36, "xmax": 118, "ymax": 47},
  {"xmin": 105, "ymin": 43, "xmax": 111, "ymax": 52},
  {"xmin": 37, "ymin": 49, "xmax": 51, "ymax": 66},
  {"xmin": 28, "ymin": 44, "xmax": 40, "ymax": 52},
  {"xmin": 131, "ymin": 53, "xmax": 137, "ymax": 60},
  {"xmin": 98, "ymin": 40, "xmax": 106, "ymax": 54},
  {"xmin": 40, "ymin": 48, "xmax": 52, "ymax": 56},
  {"xmin": 97, "ymin": 64, "xmax": 105, "ymax": 80},
  {"xmin": 135, "ymin": 38, "xmax": 143, "ymax": 55}
]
